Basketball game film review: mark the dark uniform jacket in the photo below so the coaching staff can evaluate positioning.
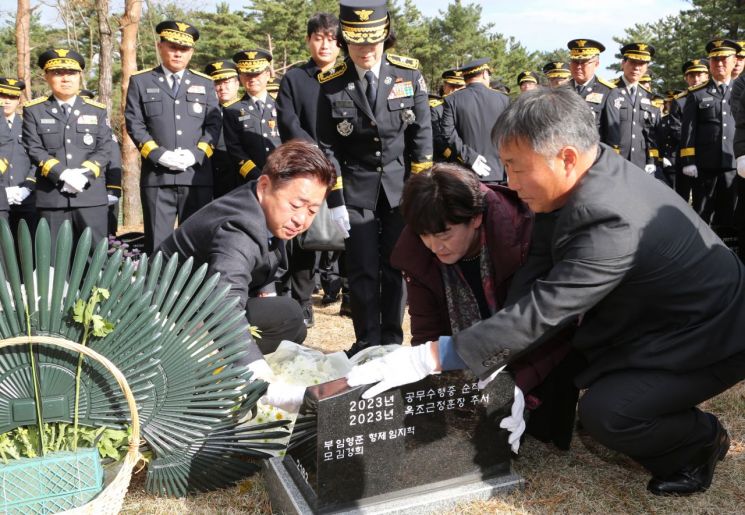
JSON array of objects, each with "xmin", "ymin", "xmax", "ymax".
[
  {"xmin": 731, "ymin": 75, "xmax": 745, "ymax": 158},
  {"xmin": 1, "ymin": 115, "xmax": 36, "ymax": 212},
  {"xmin": 680, "ymin": 79, "xmax": 736, "ymax": 173},
  {"xmin": 440, "ymin": 82, "xmax": 509, "ymax": 182},
  {"xmin": 428, "ymin": 94, "xmax": 448, "ymax": 161},
  {"xmin": 452, "ymin": 144, "xmax": 745, "ymax": 387},
  {"xmin": 105, "ymin": 135, "xmax": 122, "ymax": 200},
  {"xmin": 609, "ymin": 78, "xmax": 660, "ymax": 168},
  {"xmin": 318, "ymin": 54, "xmax": 433, "ymax": 210},
  {"xmin": 212, "ymin": 100, "xmax": 240, "ymax": 197},
  {"xmin": 570, "ymin": 76, "xmax": 622, "ymax": 148},
  {"xmin": 222, "ymin": 92, "xmax": 281, "ymax": 183},
  {"xmin": 22, "ymin": 95, "xmax": 111, "ymax": 208},
  {"xmin": 125, "ymin": 65, "xmax": 221, "ymax": 187},
  {"xmin": 156, "ymin": 181, "xmax": 283, "ymax": 364},
  {"xmin": 277, "ymin": 59, "xmax": 324, "ymax": 143}
]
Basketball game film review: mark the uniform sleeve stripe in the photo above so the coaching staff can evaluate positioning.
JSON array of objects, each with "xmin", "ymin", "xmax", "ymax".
[
  {"xmin": 82, "ymin": 160, "xmax": 101, "ymax": 178},
  {"xmin": 239, "ymin": 160, "xmax": 256, "ymax": 178},
  {"xmin": 197, "ymin": 141, "xmax": 214, "ymax": 158},
  {"xmin": 680, "ymin": 147, "xmax": 695, "ymax": 157},
  {"xmin": 41, "ymin": 158, "xmax": 60, "ymax": 177},
  {"xmin": 140, "ymin": 140, "xmax": 158, "ymax": 158},
  {"xmin": 332, "ymin": 176, "xmax": 343, "ymax": 191},
  {"xmin": 410, "ymin": 161, "xmax": 433, "ymax": 174}
]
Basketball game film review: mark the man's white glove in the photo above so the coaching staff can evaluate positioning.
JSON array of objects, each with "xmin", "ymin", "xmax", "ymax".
[
  {"xmin": 174, "ymin": 148, "xmax": 196, "ymax": 170},
  {"xmin": 500, "ymin": 386, "xmax": 526, "ymax": 453},
  {"xmin": 471, "ymin": 155, "xmax": 491, "ymax": 177},
  {"xmin": 682, "ymin": 165, "xmax": 698, "ymax": 178},
  {"xmin": 158, "ymin": 150, "xmax": 184, "ymax": 170},
  {"xmin": 263, "ymin": 382, "xmax": 307, "ymax": 412},
  {"xmin": 662, "ymin": 157, "xmax": 673, "ymax": 168},
  {"xmin": 59, "ymin": 168, "xmax": 88, "ymax": 194},
  {"xmin": 329, "ymin": 205, "xmax": 351, "ymax": 238},
  {"xmin": 17, "ymin": 187, "xmax": 31, "ymax": 203},
  {"xmin": 347, "ymin": 342, "xmax": 439, "ymax": 399},
  {"xmin": 107, "ymin": 194, "xmax": 119, "ymax": 206},
  {"xmin": 477, "ymin": 364, "xmax": 508, "ymax": 390},
  {"xmin": 644, "ymin": 164, "xmax": 656, "ymax": 174},
  {"xmin": 5, "ymin": 186, "xmax": 20, "ymax": 205},
  {"xmin": 247, "ymin": 359, "xmax": 274, "ymax": 382},
  {"xmin": 737, "ymin": 156, "xmax": 745, "ymax": 179}
]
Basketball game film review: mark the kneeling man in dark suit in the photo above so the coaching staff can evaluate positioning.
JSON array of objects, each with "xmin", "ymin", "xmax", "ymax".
[{"xmin": 348, "ymin": 87, "xmax": 745, "ymax": 496}]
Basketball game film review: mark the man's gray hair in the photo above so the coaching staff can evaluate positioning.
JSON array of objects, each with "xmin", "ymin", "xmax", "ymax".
[{"xmin": 492, "ymin": 86, "xmax": 599, "ymax": 159}]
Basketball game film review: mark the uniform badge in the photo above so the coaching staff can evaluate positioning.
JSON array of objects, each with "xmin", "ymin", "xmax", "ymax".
[
  {"xmin": 193, "ymin": 103, "xmax": 203, "ymax": 114},
  {"xmin": 347, "ymin": 83, "xmax": 355, "ymax": 90},
  {"xmin": 187, "ymin": 85, "xmax": 206, "ymax": 94},
  {"xmin": 51, "ymin": 108, "xmax": 58, "ymax": 114},
  {"xmin": 272, "ymin": 108, "xmax": 277, "ymax": 117},
  {"xmin": 586, "ymin": 92, "xmax": 604, "ymax": 104},
  {"xmin": 83, "ymin": 133, "xmax": 94, "ymax": 145},
  {"xmin": 159, "ymin": 77, "xmax": 164, "ymax": 82},
  {"xmin": 614, "ymin": 97, "xmax": 624, "ymax": 109},
  {"xmin": 418, "ymin": 75, "xmax": 427, "ymax": 91},
  {"xmin": 337, "ymin": 119, "xmax": 353, "ymax": 136},
  {"xmin": 268, "ymin": 120, "xmax": 276, "ymax": 129},
  {"xmin": 388, "ymin": 81, "xmax": 414, "ymax": 99},
  {"xmin": 77, "ymin": 115, "xmax": 98, "ymax": 124},
  {"xmin": 384, "ymin": 76, "xmax": 393, "ymax": 85},
  {"xmin": 401, "ymin": 109, "xmax": 416, "ymax": 126},
  {"xmin": 238, "ymin": 114, "xmax": 251, "ymax": 121},
  {"xmin": 248, "ymin": 105, "xmax": 254, "ymax": 111},
  {"xmin": 73, "ymin": 109, "xmax": 80, "ymax": 116},
  {"xmin": 641, "ymin": 97, "xmax": 650, "ymax": 105},
  {"xmin": 41, "ymin": 118, "xmax": 55, "ymax": 124}
]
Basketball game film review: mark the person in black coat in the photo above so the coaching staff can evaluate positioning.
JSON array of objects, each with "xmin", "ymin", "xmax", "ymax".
[
  {"xmin": 440, "ymin": 58, "xmax": 509, "ymax": 183},
  {"xmin": 348, "ymin": 87, "xmax": 745, "ymax": 496}
]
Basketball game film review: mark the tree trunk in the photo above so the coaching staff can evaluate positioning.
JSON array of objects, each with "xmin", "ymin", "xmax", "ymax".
[
  {"xmin": 16, "ymin": 0, "xmax": 31, "ymax": 99},
  {"xmin": 96, "ymin": 0, "xmax": 113, "ymax": 115},
  {"xmin": 119, "ymin": 0, "xmax": 143, "ymax": 228}
]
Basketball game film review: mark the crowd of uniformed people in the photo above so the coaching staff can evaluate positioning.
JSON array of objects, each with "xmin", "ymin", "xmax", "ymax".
[{"xmin": 1, "ymin": 2, "xmax": 745, "ymax": 357}]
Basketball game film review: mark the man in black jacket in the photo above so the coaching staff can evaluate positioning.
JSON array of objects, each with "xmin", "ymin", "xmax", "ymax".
[
  {"xmin": 349, "ymin": 87, "xmax": 745, "ymax": 496},
  {"xmin": 440, "ymin": 58, "xmax": 509, "ymax": 183}
]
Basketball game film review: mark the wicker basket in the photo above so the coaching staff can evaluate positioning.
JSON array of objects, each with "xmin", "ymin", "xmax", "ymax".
[{"xmin": 0, "ymin": 336, "xmax": 142, "ymax": 515}]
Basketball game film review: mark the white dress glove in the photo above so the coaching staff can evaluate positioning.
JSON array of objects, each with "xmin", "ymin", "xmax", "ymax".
[
  {"xmin": 59, "ymin": 168, "xmax": 88, "ymax": 194},
  {"xmin": 662, "ymin": 157, "xmax": 673, "ymax": 168},
  {"xmin": 5, "ymin": 186, "xmax": 20, "ymax": 205},
  {"xmin": 17, "ymin": 187, "xmax": 31, "ymax": 203},
  {"xmin": 158, "ymin": 150, "xmax": 183, "ymax": 170},
  {"xmin": 471, "ymin": 155, "xmax": 492, "ymax": 177},
  {"xmin": 477, "ymin": 364, "xmax": 508, "ymax": 390},
  {"xmin": 262, "ymin": 382, "xmax": 307, "ymax": 412},
  {"xmin": 347, "ymin": 342, "xmax": 439, "ymax": 399},
  {"xmin": 329, "ymin": 205, "xmax": 351, "ymax": 238},
  {"xmin": 499, "ymin": 386, "xmax": 526, "ymax": 453},
  {"xmin": 644, "ymin": 164, "xmax": 656, "ymax": 174},
  {"xmin": 175, "ymin": 149, "xmax": 197, "ymax": 169},
  {"xmin": 682, "ymin": 165, "xmax": 698, "ymax": 178},
  {"xmin": 107, "ymin": 194, "xmax": 119, "ymax": 206},
  {"xmin": 737, "ymin": 155, "xmax": 745, "ymax": 179}
]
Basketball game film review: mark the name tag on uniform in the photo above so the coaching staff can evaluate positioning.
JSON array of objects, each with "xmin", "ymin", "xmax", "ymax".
[
  {"xmin": 187, "ymin": 85, "xmax": 206, "ymax": 94},
  {"xmin": 586, "ymin": 92, "xmax": 604, "ymax": 104},
  {"xmin": 238, "ymin": 114, "xmax": 252, "ymax": 121},
  {"xmin": 641, "ymin": 97, "xmax": 650, "ymax": 105},
  {"xmin": 702, "ymin": 96, "xmax": 714, "ymax": 102},
  {"xmin": 77, "ymin": 115, "xmax": 98, "ymax": 124},
  {"xmin": 388, "ymin": 81, "xmax": 414, "ymax": 99},
  {"xmin": 146, "ymin": 88, "xmax": 160, "ymax": 93},
  {"xmin": 40, "ymin": 118, "xmax": 56, "ymax": 124}
]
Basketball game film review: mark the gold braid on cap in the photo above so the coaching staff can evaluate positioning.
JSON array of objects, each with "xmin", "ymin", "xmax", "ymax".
[{"xmin": 159, "ymin": 28, "xmax": 194, "ymax": 46}]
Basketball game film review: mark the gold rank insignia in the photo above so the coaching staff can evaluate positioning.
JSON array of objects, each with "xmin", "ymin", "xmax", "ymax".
[
  {"xmin": 176, "ymin": 22, "xmax": 190, "ymax": 32},
  {"xmin": 355, "ymin": 9, "xmax": 374, "ymax": 21}
]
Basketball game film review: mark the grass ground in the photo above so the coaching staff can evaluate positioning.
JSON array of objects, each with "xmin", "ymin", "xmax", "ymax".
[{"xmin": 122, "ymin": 294, "xmax": 745, "ymax": 514}]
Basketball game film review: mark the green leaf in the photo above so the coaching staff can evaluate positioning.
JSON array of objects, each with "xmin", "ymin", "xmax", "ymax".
[{"xmin": 72, "ymin": 299, "xmax": 86, "ymax": 323}]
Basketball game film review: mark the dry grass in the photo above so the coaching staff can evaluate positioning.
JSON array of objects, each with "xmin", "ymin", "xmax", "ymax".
[{"xmin": 122, "ymin": 293, "xmax": 745, "ymax": 514}]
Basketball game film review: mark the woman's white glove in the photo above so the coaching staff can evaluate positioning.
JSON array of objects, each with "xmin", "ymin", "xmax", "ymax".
[
  {"xmin": 471, "ymin": 154, "xmax": 491, "ymax": 177},
  {"xmin": 500, "ymin": 386, "xmax": 526, "ymax": 453},
  {"xmin": 248, "ymin": 359, "xmax": 306, "ymax": 412},
  {"xmin": 329, "ymin": 205, "xmax": 351, "ymax": 238}
]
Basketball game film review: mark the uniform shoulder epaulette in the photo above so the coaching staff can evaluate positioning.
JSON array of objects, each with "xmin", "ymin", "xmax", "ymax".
[
  {"xmin": 596, "ymin": 77, "xmax": 617, "ymax": 89},
  {"xmin": 639, "ymin": 83, "xmax": 652, "ymax": 94},
  {"xmin": 611, "ymin": 77, "xmax": 623, "ymax": 87},
  {"xmin": 131, "ymin": 67, "xmax": 154, "ymax": 76},
  {"xmin": 222, "ymin": 97, "xmax": 240, "ymax": 108},
  {"xmin": 674, "ymin": 90, "xmax": 689, "ymax": 99},
  {"xmin": 689, "ymin": 82, "xmax": 708, "ymax": 93},
  {"xmin": 429, "ymin": 98, "xmax": 443, "ymax": 108},
  {"xmin": 318, "ymin": 62, "xmax": 347, "ymax": 84},
  {"xmin": 23, "ymin": 97, "xmax": 46, "ymax": 108},
  {"xmin": 651, "ymin": 98, "xmax": 664, "ymax": 109},
  {"xmin": 189, "ymin": 69, "xmax": 212, "ymax": 80},
  {"xmin": 387, "ymin": 53, "xmax": 419, "ymax": 70},
  {"xmin": 82, "ymin": 98, "xmax": 106, "ymax": 109}
]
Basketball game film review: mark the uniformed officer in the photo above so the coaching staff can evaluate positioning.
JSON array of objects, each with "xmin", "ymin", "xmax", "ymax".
[
  {"xmin": 22, "ymin": 49, "xmax": 112, "ymax": 245},
  {"xmin": 78, "ymin": 89, "xmax": 121, "ymax": 236},
  {"xmin": 567, "ymin": 38, "xmax": 621, "ymax": 146},
  {"xmin": 542, "ymin": 61, "xmax": 571, "ymax": 88},
  {"xmin": 639, "ymin": 74, "xmax": 653, "ymax": 91},
  {"xmin": 0, "ymin": 77, "xmax": 35, "ymax": 232},
  {"xmin": 125, "ymin": 20, "xmax": 221, "ymax": 254},
  {"xmin": 267, "ymin": 77, "xmax": 280, "ymax": 100},
  {"xmin": 680, "ymin": 39, "xmax": 742, "ymax": 235},
  {"xmin": 317, "ymin": 0, "xmax": 433, "ymax": 355},
  {"xmin": 276, "ymin": 12, "xmax": 342, "ymax": 327},
  {"xmin": 204, "ymin": 60, "xmax": 241, "ymax": 198},
  {"xmin": 517, "ymin": 70, "xmax": 539, "ymax": 93},
  {"xmin": 732, "ymin": 41, "xmax": 745, "ymax": 80},
  {"xmin": 440, "ymin": 58, "xmax": 509, "ymax": 183},
  {"xmin": 659, "ymin": 89, "xmax": 683, "ymax": 188},
  {"xmin": 431, "ymin": 68, "xmax": 464, "ymax": 161},
  {"xmin": 669, "ymin": 58, "xmax": 710, "ymax": 201},
  {"xmin": 222, "ymin": 49, "xmax": 282, "ymax": 184},
  {"xmin": 609, "ymin": 43, "xmax": 660, "ymax": 174}
]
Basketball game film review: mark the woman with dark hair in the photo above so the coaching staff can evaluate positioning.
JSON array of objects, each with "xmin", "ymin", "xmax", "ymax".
[
  {"xmin": 317, "ymin": 0, "xmax": 433, "ymax": 356},
  {"xmin": 391, "ymin": 163, "xmax": 583, "ymax": 451}
]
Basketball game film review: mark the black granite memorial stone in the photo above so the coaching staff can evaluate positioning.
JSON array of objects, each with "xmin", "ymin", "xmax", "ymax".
[{"xmin": 280, "ymin": 370, "xmax": 517, "ymax": 513}]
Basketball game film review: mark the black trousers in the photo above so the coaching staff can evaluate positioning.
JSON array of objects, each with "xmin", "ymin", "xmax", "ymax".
[
  {"xmin": 319, "ymin": 250, "xmax": 346, "ymax": 298},
  {"xmin": 141, "ymin": 185, "xmax": 212, "ymax": 254},
  {"xmin": 284, "ymin": 238, "xmax": 317, "ymax": 305},
  {"xmin": 39, "ymin": 205, "xmax": 107, "ymax": 250},
  {"xmin": 577, "ymin": 348, "xmax": 745, "ymax": 477},
  {"xmin": 693, "ymin": 169, "xmax": 737, "ymax": 228},
  {"xmin": 246, "ymin": 295, "xmax": 307, "ymax": 355},
  {"xmin": 345, "ymin": 193, "xmax": 405, "ymax": 346},
  {"xmin": 108, "ymin": 201, "xmax": 119, "ymax": 236},
  {"xmin": 733, "ymin": 175, "xmax": 745, "ymax": 262},
  {"xmin": 9, "ymin": 208, "xmax": 38, "ymax": 240}
]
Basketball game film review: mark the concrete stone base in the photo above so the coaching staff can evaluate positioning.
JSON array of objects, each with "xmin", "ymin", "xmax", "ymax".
[{"xmin": 264, "ymin": 457, "xmax": 524, "ymax": 515}]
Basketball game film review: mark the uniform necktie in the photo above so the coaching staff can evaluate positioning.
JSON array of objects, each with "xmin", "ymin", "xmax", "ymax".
[
  {"xmin": 719, "ymin": 83, "xmax": 727, "ymax": 96},
  {"xmin": 171, "ymin": 74, "xmax": 180, "ymax": 96},
  {"xmin": 365, "ymin": 70, "xmax": 377, "ymax": 110},
  {"xmin": 629, "ymin": 86, "xmax": 636, "ymax": 106},
  {"xmin": 62, "ymin": 104, "xmax": 71, "ymax": 120},
  {"xmin": 255, "ymin": 99, "xmax": 264, "ymax": 118},
  {"xmin": 7, "ymin": 119, "xmax": 12, "ymax": 130},
  {"xmin": 576, "ymin": 84, "xmax": 584, "ymax": 96}
]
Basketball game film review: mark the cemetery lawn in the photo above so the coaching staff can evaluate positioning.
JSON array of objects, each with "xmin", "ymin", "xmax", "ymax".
[{"xmin": 122, "ymin": 294, "xmax": 745, "ymax": 514}]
